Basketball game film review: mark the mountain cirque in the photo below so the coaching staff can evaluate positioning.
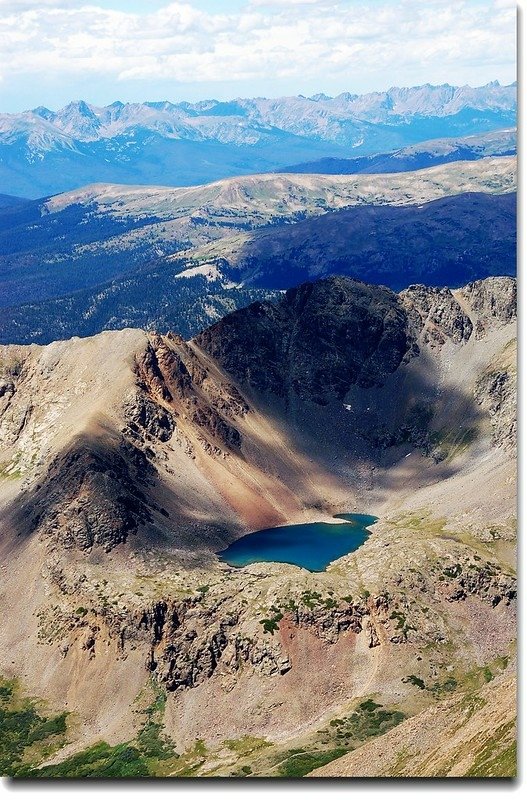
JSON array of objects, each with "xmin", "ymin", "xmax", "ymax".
[{"xmin": 0, "ymin": 275, "xmax": 516, "ymax": 776}]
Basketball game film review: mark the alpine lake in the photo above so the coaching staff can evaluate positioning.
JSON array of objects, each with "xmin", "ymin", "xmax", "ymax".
[{"xmin": 218, "ymin": 513, "xmax": 378, "ymax": 572}]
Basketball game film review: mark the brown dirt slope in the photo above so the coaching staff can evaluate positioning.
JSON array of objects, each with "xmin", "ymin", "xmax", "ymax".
[{"xmin": 310, "ymin": 670, "xmax": 516, "ymax": 778}]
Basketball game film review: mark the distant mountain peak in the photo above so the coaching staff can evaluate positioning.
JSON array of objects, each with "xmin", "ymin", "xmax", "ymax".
[
  {"xmin": 144, "ymin": 100, "xmax": 178, "ymax": 111},
  {"xmin": 336, "ymin": 91, "xmax": 358, "ymax": 102},
  {"xmin": 0, "ymin": 80, "xmax": 517, "ymax": 197},
  {"xmin": 309, "ymin": 92, "xmax": 332, "ymax": 101},
  {"xmin": 64, "ymin": 99, "xmax": 96, "ymax": 116},
  {"xmin": 32, "ymin": 105, "xmax": 54, "ymax": 120}
]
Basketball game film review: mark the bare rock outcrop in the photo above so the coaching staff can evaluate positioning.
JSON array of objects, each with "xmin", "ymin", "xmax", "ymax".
[
  {"xmin": 16, "ymin": 436, "xmax": 155, "ymax": 552},
  {"xmin": 401, "ymin": 285, "xmax": 473, "ymax": 347},
  {"xmin": 475, "ymin": 368, "xmax": 516, "ymax": 451},
  {"xmin": 135, "ymin": 333, "xmax": 248, "ymax": 455},
  {"xmin": 459, "ymin": 276, "xmax": 517, "ymax": 338},
  {"xmin": 196, "ymin": 277, "xmax": 417, "ymax": 405},
  {"xmin": 474, "ymin": 336, "xmax": 516, "ymax": 451}
]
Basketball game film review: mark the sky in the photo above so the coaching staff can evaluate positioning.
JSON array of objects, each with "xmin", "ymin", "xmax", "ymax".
[{"xmin": 0, "ymin": 0, "xmax": 517, "ymax": 112}]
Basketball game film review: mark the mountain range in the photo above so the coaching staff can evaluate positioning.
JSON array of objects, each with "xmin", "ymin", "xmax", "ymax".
[
  {"xmin": 0, "ymin": 81, "xmax": 516, "ymax": 198},
  {"xmin": 280, "ymin": 128, "xmax": 516, "ymax": 174},
  {"xmin": 0, "ymin": 157, "xmax": 516, "ymax": 344}
]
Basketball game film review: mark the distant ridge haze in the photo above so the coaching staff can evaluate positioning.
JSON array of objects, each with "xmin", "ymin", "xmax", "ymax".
[
  {"xmin": 0, "ymin": 81, "xmax": 516, "ymax": 198},
  {"xmin": 279, "ymin": 129, "xmax": 517, "ymax": 175},
  {"xmin": 13, "ymin": 81, "xmax": 517, "ymax": 143}
]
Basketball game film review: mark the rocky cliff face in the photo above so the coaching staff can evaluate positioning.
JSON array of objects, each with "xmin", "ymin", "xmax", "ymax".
[
  {"xmin": 474, "ymin": 337, "xmax": 516, "ymax": 451},
  {"xmin": 134, "ymin": 332, "xmax": 248, "ymax": 455},
  {"xmin": 36, "ymin": 540, "xmax": 515, "ymax": 706},
  {"xmin": 400, "ymin": 285, "xmax": 473, "ymax": 347},
  {"xmin": 459, "ymin": 276, "xmax": 517, "ymax": 338},
  {"xmin": 196, "ymin": 277, "xmax": 417, "ymax": 405}
]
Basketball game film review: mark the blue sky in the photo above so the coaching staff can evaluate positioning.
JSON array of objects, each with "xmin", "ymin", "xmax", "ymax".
[{"xmin": 0, "ymin": 1, "xmax": 517, "ymax": 112}]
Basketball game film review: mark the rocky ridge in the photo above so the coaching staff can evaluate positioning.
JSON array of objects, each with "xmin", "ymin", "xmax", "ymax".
[{"xmin": 196, "ymin": 278, "xmax": 417, "ymax": 403}]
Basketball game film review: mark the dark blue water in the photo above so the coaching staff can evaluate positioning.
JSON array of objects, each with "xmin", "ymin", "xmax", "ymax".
[{"xmin": 218, "ymin": 513, "xmax": 378, "ymax": 572}]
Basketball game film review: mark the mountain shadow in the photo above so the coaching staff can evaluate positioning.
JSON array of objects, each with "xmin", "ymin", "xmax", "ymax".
[{"xmin": 228, "ymin": 192, "xmax": 516, "ymax": 292}]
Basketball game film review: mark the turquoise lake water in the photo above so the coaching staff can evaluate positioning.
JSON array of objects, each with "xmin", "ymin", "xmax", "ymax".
[{"xmin": 218, "ymin": 513, "xmax": 378, "ymax": 572}]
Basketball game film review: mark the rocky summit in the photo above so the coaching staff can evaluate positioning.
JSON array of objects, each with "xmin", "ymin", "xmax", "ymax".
[{"xmin": 0, "ymin": 275, "xmax": 516, "ymax": 777}]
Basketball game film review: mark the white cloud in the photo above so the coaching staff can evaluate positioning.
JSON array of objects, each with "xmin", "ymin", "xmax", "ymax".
[
  {"xmin": 249, "ymin": 0, "xmax": 321, "ymax": 6},
  {"xmin": 0, "ymin": 0, "xmax": 77, "ymax": 8},
  {"xmin": 0, "ymin": 1, "xmax": 516, "ymax": 93}
]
